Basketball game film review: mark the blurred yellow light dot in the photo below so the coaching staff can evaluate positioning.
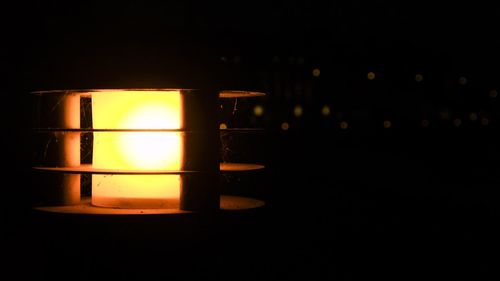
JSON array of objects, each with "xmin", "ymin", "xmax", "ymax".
[
  {"xmin": 489, "ymin": 90, "xmax": 498, "ymax": 98},
  {"xmin": 481, "ymin": 118, "xmax": 489, "ymax": 126},
  {"xmin": 340, "ymin": 121, "xmax": 349, "ymax": 130},
  {"xmin": 321, "ymin": 105, "xmax": 331, "ymax": 116},
  {"xmin": 253, "ymin": 105, "xmax": 264, "ymax": 117},
  {"xmin": 219, "ymin": 123, "xmax": 227, "ymax": 129},
  {"xmin": 383, "ymin": 120, "xmax": 392, "ymax": 128},
  {"xmin": 421, "ymin": 120, "xmax": 429, "ymax": 128},
  {"xmin": 469, "ymin": 113, "xmax": 478, "ymax": 121},
  {"xmin": 458, "ymin": 76, "xmax": 467, "ymax": 85},
  {"xmin": 281, "ymin": 122, "xmax": 290, "ymax": 131},
  {"xmin": 312, "ymin": 68, "xmax": 321, "ymax": 77},
  {"xmin": 367, "ymin": 72, "xmax": 376, "ymax": 80},
  {"xmin": 453, "ymin": 118, "xmax": 462, "ymax": 127},
  {"xmin": 294, "ymin": 105, "xmax": 303, "ymax": 117},
  {"xmin": 415, "ymin": 74, "xmax": 423, "ymax": 82}
]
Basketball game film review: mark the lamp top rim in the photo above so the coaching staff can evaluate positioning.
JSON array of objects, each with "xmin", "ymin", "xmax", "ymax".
[
  {"xmin": 30, "ymin": 89, "xmax": 266, "ymax": 98},
  {"xmin": 30, "ymin": 89, "xmax": 195, "ymax": 94}
]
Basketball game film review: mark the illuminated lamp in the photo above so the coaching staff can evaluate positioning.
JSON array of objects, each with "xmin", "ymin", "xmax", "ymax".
[{"xmin": 32, "ymin": 89, "xmax": 265, "ymax": 214}]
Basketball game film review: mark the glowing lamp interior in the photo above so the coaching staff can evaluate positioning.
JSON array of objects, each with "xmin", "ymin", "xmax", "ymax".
[{"xmin": 91, "ymin": 91, "xmax": 182, "ymax": 208}]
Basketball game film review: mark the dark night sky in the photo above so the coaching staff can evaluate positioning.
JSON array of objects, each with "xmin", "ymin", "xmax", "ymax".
[
  {"xmin": 3, "ymin": 1, "xmax": 500, "ymax": 280},
  {"xmin": 4, "ymin": 1, "xmax": 499, "ymax": 90}
]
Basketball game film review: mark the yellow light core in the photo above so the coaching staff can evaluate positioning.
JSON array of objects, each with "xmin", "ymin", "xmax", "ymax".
[{"xmin": 91, "ymin": 90, "xmax": 182, "ymax": 209}]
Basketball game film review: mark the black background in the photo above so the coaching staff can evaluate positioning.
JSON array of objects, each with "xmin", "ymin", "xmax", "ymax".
[{"xmin": 3, "ymin": 1, "xmax": 500, "ymax": 280}]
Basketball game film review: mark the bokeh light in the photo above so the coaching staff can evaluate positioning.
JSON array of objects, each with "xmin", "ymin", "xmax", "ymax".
[
  {"xmin": 469, "ymin": 113, "xmax": 478, "ymax": 121},
  {"xmin": 281, "ymin": 122, "xmax": 290, "ymax": 131},
  {"xmin": 367, "ymin": 72, "xmax": 376, "ymax": 80},
  {"xmin": 253, "ymin": 105, "xmax": 264, "ymax": 117},
  {"xmin": 294, "ymin": 105, "xmax": 303, "ymax": 117},
  {"xmin": 321, "ymin": 105, "xmax": 331, "ymax": 116}
]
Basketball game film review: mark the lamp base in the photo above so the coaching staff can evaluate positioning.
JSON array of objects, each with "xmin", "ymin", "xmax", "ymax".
[
  {"xmin": 33, "ymin": 195, "xmax": 264, "ymax": 215},
  {"xmin": 29, "ymin": 195, "xmax": 267, "ymax": 281}
]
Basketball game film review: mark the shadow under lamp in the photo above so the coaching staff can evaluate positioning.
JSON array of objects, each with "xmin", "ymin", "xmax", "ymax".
[{"xmin": 32, "ymin": 89, "xmax": 265, "ymax": 215}]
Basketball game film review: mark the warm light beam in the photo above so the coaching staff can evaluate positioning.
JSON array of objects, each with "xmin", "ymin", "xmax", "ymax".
[{"xmin": 91, "ymin": 91, "xmax": 182, "ymax": 208}]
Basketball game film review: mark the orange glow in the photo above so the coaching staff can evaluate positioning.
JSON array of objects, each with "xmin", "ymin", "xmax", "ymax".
[{"xmin": 91, "ymin": 91, "xmax": 182, "ymax": 208}]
